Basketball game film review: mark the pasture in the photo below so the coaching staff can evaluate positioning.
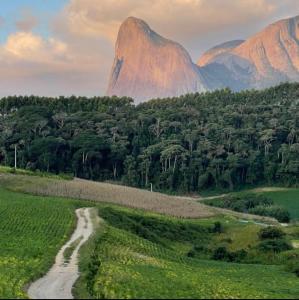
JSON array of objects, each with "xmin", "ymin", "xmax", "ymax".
[
  {"xmin": 75, "ymin": 219, "xmax": 299, "ymax": 299},
  {"xmin": 0, "ymin": 188, "xmax": 79, "ymax": 298}
]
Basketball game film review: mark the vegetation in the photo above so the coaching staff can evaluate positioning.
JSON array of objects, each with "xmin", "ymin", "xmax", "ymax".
[
  {"xmin": 0, "ymin": 165, "xmax": 73, "ymax": 180},
  {"xmin": 204, "ymin": 193, "xmax": 291, "ymax": 222},
  {"xmin": 74, "ymin": 205, "xmax": 299, "ymax": 299},
  {"xmin": 258, "ymin": 239, "xmax": 292, "ymax": 253},
  {"xmin": 260, "ymin": 189, "xmax": 299, "ymax": 220},
  {"xmin": 0, "ymin": 172, "xmax": 298, "ymax": 298},
  {"xmin": 258, "ymin": 227, "xmax": 286, "ymax": 240},
  {"xmin": 0, "ymin": 82, "xmax": 298, "ymax": 193},
  {"xmin": 2, "ymin": 174, "xmax": 215, "ymax": 218},
  {"xmin": 0, "ymin": 188, "xmax": 80, "ymax": 298},
  {"xmin": 63, "ymin": 236, "xmax": 83, "ymax": 263}
]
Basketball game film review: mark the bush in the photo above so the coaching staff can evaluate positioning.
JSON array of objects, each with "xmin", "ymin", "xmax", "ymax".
[
  {"xmin": 205, "ymin": 194, "xmax": 291, "ymax": 223},
  {"xmin": 258, "ymin": 239, "xmax": 292, "ymax": 253},
  {"xmin": 187, "ymin": 249, "xmax": 196, "ymax": 258},
  {"xmin": 212, "ymin": 222, "xmax": 224, "ymax": 233},
  {"xmin": 227, "ymin": 249, "xmax": 248, "ymax": 262},
  {"xmin": 212, "ymin": 247, "xmax": 247, "ymax": 262},
  {"xmin": 250, "ymin": 206, "xmax": 290, "ymax": 223},
  {"xmin": 212, "ymin": 247, "xmax": 228, "ymax": 260},
  {"xmin": 258, "ymin": 227, "xmax": 285, "ymax": 240},
  {"xmin": 267, "ymin": 206, "xmax": 291, "ymax": 223}
]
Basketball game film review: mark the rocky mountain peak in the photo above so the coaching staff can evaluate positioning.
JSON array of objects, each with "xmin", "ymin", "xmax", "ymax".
[{"xmin": 107, "ymin": 17, "xmax": 206, "ymax": 103}]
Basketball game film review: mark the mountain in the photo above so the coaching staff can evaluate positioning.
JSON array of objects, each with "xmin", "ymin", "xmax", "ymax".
[
  {"xmin": 106, "ymin": 17, "xmax": 207, "ymax": 103},
  {"xmin": 107, "ymin": 15, "xmax": 299, "ymax": 102},
  {"xmin": 198, "ymin": 15, "xmax": 299, "ymax": 90},
  {"xmin": 197, "ymin": 40, "xmax": 245, "ymax": 67}
]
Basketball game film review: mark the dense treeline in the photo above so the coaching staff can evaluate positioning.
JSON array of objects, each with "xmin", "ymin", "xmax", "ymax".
[{"xmin": 0, "ymin": 83, "xmax": 298, "ymax": 192}]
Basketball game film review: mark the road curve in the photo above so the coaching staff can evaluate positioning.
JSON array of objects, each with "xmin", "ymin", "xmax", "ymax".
[{"xmin": 28, "ymin": 208, "xmax": 94, "ymax": 299}]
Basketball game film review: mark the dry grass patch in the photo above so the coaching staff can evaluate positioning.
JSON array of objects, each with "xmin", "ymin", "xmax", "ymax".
[{"xmin": 24, "ymin": 177, "xmax": 216, "ymax": 219}]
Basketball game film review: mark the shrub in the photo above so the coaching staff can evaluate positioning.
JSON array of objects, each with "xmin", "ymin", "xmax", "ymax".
[
  {"xmin": 250, "ymin": 206, "xmax": 290, "ymax": 223},
  {"xmin": 205, "ymin": 194, "xmax": 292, "ymax": 223},
  {"xmin": 187, "ymin": 249, "xmax": 196, "ymax": 258},
  {"xmin": 258, "ymin": 239, "xmax": 292, "ymax": 253},
  {"xmin": 227, "ymin": 249, "xmax": 248, "ymax": 262},
  {"xmin": 267, "ymin": 206, "xmax": 291, "ymax": 223},
  {"xmin": 212, "ymin": 247, "xmax": 247, "ymax": 262},
  {"xmin": 212, "ymin": 247, "xmax": 228, "ymax": 261},
  {"xmin": 212, "ymin": 222, "xmax": 224, "ymax": 233},
  {"xmin": 258, "ymin": 227, "xmax": 285, "ymax": 240}
]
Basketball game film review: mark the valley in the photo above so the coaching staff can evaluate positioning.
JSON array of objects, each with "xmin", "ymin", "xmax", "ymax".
[
  {"xmin": 0, "ymin": 170, "xmax": 298, "ymax": 299},
  {"xmin": 0, "ymin": 2, "xmax": 299, "ymax": 299}
]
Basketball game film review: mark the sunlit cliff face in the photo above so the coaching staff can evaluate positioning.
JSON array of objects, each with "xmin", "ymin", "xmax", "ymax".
[
  {"xmin": 0, "ymin": 0, "xmax": 298, "ymax": 97},
  {"xmin": 106, "ymin": 17, "xmax": 207, "ymax": 103},
  {"xmin": 107, "ymin": 15, "xmax": 299, "ymax": 102}
]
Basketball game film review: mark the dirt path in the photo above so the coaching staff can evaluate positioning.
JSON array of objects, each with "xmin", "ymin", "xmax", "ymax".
[{"xmin": 28, "ymin": 208, "xmax": 94, "ymax": 299}]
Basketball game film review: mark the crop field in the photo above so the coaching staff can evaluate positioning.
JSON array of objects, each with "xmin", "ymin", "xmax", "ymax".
[
  {"xmin": 0, "ymin": 170, "xmax": 298, "ymax": 299},
  {"xmin": 73, "ymin": 205, "xmax": 299, "ymax": 299},
  {"xmin": 76, "ymin": 222, "xmax": 299, "ymax": 299},
  {"xmin": 0, "ymin": 173, "xmax": 216, "ymax": 219},
  {"xmin": 0, "ymin": 188, "xmax": 80, "ymax": 298}
]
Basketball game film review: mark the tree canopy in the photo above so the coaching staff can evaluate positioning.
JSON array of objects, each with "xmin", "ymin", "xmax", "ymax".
[{"xmin": 0, "ymin": 83, "xmax": 298, "ymax": 192}]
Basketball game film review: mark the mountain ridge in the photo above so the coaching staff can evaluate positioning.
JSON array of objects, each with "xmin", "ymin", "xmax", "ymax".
[
  {"xmin": 107, "ymin": 15, "xmax": 299, "ymax": 102},
  {"xmin": 107, "ymin": 17, "xmax": 207, "ymax": 102}
]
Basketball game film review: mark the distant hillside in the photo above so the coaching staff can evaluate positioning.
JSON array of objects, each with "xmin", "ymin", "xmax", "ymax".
[{"xmin": 0, "ymin": 83, "xmax": 298, "ymax": 193}]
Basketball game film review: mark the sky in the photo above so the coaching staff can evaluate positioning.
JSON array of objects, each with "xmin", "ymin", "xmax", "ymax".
[{"xmin": 0, "ymin": 0, "xmax": 298, "ymax": 97}]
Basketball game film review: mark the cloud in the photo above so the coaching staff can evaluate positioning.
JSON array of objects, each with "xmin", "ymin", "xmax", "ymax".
[
  {"xmin": 3, "ymin": 32, "xmax": 69, "ymax": 63},
  {"xmin": 15, "ymin": 9, "xmax": 38, "ymax": 32},
  {"xmin": 0, "ymin": 0, "xmax": 298, "ymax": 97},
  {"xmin": 59, "ymin": 0, "xmax": 298, "ymax": 44},
  {"xmin": 0, "ymin": 30, "xmax": 110, "ymax": 97},
  {"xmin": 54, "ymin": 0, "xmax": 299, "ymax": 61}
]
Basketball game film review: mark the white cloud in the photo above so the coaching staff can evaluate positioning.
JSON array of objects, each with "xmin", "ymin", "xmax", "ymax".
[
  {"xmin": 3, "ymin": 32, "xmax": 69, "ymax": 63},
  {"xmin": 0, "ymin": 31, "xmax": 110, "ymax": 96}
]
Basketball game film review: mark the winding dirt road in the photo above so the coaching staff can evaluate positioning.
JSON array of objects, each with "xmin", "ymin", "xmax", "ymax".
[{"xmin": 28, "ymin": 208, "xmax": 94, "ymax": 299}]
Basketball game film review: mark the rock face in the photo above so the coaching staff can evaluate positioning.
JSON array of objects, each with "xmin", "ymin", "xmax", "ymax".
[
  {"xmin": 197, "ymin": 40, "xmax": 245, "ymax": 67},
  {"xmin": 198, "ymin": 15, "xmax": 299, "ymax": 90},
  {"xmin": 107, "ymin": 15, "xmax": 299, "ymax": 102},
  {"xmin": 107, "ymin": 17, "xmax": 207, "ymax": 103}
]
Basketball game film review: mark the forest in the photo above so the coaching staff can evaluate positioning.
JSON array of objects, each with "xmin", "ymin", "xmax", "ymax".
[{"xmin": 0, "ymin": 82, "xmax": 298, "ymax": 193}]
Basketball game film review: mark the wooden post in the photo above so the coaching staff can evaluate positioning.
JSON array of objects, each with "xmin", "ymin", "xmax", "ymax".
[
  {"xmin": 150, "ymin": 183, "xmax": 153, "ymax": 193},
  {"xmin": 14, "ymin": 145, "xmax": 17, "ymax": 169}
]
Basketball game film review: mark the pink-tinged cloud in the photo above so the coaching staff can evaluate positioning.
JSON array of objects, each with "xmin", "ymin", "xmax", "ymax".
[
  {"xmin": 15, "ymin": 9, "xmax": 38, "ymax": 32},
  {"xmin": 0, "ymin": 0, "xmax": 298, "ymax": 96}
]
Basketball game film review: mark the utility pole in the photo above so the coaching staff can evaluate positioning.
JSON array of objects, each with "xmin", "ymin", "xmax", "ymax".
[{"xmin": 14, "ymin": 145, "xmax": 17, "ymax": 170}]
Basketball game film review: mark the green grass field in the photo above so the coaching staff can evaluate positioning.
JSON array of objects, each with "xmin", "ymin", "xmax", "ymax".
[
  {"xmin": 0, "ymin": 188, "xmax": 80, "ymax": 298},
  {"xmin": 76, "ymin": 222, "xmax": 299, "ymax": 299},
  {"xmin": 259, "ymin": 189, "xmax": 299, "ymax": 220},
  {"xmin": 74, "ymin": 205, "xmax": 299, "ymax": 299},
  {"xmin": 0, "ymin": 171, "xmax": 298, "ymax": 299}
]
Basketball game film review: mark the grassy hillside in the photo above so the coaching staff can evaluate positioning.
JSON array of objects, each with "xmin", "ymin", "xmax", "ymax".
[
  {"xmin": 0, "ymin": 172, "xmax": 298, "ymax": 299},
  {"xmin": 0, "ymin": 188, "xmax": 81, "ymax": 298},
  {"xmin": 75, "ymin": 206, "xmax": 299, "ymax": 299},
  {"xmin": 203, "ymin": 187, "xmax": 299, "ymax": 223}
]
